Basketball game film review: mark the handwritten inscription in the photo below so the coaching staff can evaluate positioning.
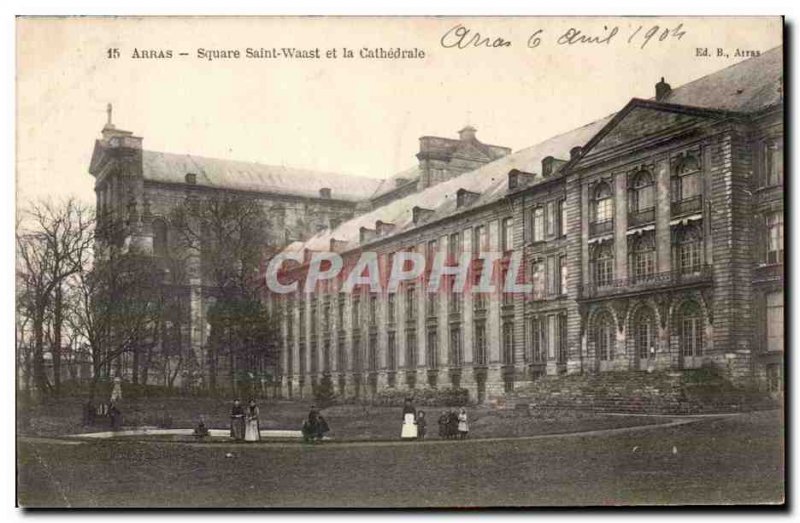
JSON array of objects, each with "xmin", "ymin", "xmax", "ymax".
[{"xmin": 441, "ymin": 23, "xmax": 687, "ymax": 51}]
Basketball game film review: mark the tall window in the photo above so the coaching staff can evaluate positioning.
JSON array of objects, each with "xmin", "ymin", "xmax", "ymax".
[
  {"xmin": 474, "ymin": 321, "xmax": 487, "ymax": 365},
  {"xmin": 323, "ymin": 340, "xmax": 331, "ymax": 372},
  {"xmin": 530, "ymin": 259, "xmax": 544, "ymax": 299},
  {"xmin": 337, "ymin": 334, "xmax": 346, "ymax": 372},
  {"xmin": 558, "ymin": 199, "xmax": 567, "ymax": 236},
  {"xmin": 767, "ymin": 212, "xmax": 784, "ymax": 264},
  {"xmin": 559, "ymin": 254, "xmax": 568, "ymax": 295},
  {"xmin": 448, "ymin": 275, "xmax": 462, "ymax": 313},
  {"xmin": 557, "ymin": 312, "xmax": 567, "ymax": 363},
  {"xmin": 450, "ymin": 326, "xmax": 463, "ymax": 367},
  {"xmin": 630, "ymin": 233, "xmax": 656, "ymax": 282},
  {"xmin": 310, "ymin": 339, "xmax": 318, "ymax": 374},
  {"xmin": 592, "ymin": 182, "xmax": 614, "ymax": 224},
  {"xmin": 764, "ymin": 139, "xmax": 784, "ymax": 187},
  {"xmin": 592, "ymin": 243, "xmax": 614, "ymax": 287},
  {"xmin": 633, "ymin": 308, "xmax": 656, "ymax": 360},
  {"xmin": 426, "ymin": 290, "xmax": 438, "ymax": 318},
  {"xmin": 406, "ymin": 329, "xmax": 417, "ymax": 368},
  {"xmin": 532, "ymin": 207, "xmax": 544, "ymax": 242},
  {"xmin": 387, "ymin": 331, "xmax": 397, "ymax": 370},
  {"xmin": 406, "ymin": 286, "xmax": 416, "ymax": 320},
  {"xmin": 388, "ymin": 293, "xmax": 396, "ymax": 323},
  {"xmin": 546, "ymin": 202, "xmax": 556, "ymax": 236},
  {"xmin": 502, "ymin": 321, "xmax": 514, "ymax": 365},
  {"xmin": 352, "ymin": 335, "xmax": 362, "ymax": 371},
  {"xmin": 594, "ymin": 311, "xmax": 615, "ymax": 361},
  {"xmin": 337, "ymin": 295, "xmax": 345, "ymax": 328},
  {"xmin": 673, "ymin": 153, "xmax": 701, "ymax": 201},
  {"xmin": 351, "ymin": 295, "xmax": 360, "ymax": 326},
  {"xmin": 530, "ymin": 316, "xmax": 546, "ymax": 363},
  {"xmin": 677, "ymin": 301, "xmax": 703, "ymax": 357},
  {"xmin": 368, "ymin": 333, "xmax": 377, "ymax": 371},
  {"xmin": 427, "ymin": 328, "xmax": 438, "ymax": 369},
  {"xmin": 448, "ymin": 232, "xmax": 461, "ymax": 261},
  {"xmin": 766, "ymin": 292, "xmax": 784, "ymax": 352},
  {"xmin": 630, "ymin": 169, "xmax": 654, "ymax": 213},
  {"xmin": 153, "ymin": 218, "xmax": 168, "ymax": 257},
  {"xmin": 473, "ymin": 225, "xmax": 487, "ymax": 255},
  {"xmin": 676, "ymin": 225, "xmax": 703, "ymax": 274},
  {"xmin": 502, "ymin": 217, "xmax": 514, "ymax": 252}
]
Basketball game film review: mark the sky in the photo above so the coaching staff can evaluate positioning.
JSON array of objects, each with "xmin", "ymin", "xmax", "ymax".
[{"xmin": 16, "ymin": 16, "xmax": 783, "ymax": 207}]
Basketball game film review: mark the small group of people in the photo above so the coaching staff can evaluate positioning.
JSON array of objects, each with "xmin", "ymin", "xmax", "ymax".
[
  {"xmin": 400, "ymin": 399, "xmax": 469, "ymax": 440},
  {"xmin": 301, "ymin": 405, "xmax": 330, "ymax": 443},
  {"xmin": 230, "ymin": 398, "xmax": 261, "ymax": 442},
  {"xmin": 438, "ymin": 407, "xmax": 469, "ymax": 439}
]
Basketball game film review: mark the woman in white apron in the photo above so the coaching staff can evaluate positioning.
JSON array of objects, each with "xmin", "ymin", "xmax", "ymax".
[
  {"xmin": 244, "ymin": 399, "xmax": 261, "ymax": 442},
  {"xmin": 400, "ymin": 398, "xmax": 417, "ymax": 439}
]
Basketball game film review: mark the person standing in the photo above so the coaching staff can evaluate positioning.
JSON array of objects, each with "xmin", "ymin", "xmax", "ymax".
[
  {"xmin": 400, "ymin": 398, "xmax": 417, "ymax": 440},
  {"xmin": 438, "ymin": 411, "xmax": 448, "ymax": 439},
  {"xmin": 457, "ymin": 407, "xmax": 469, "ymax": 439},
  {"xmin": 230, "ymin": 399, "xmax": 245, "ymax": 441},
  {"xmin": 447, "ymin": 409, "xmax": 459, "ymax": 439},
  {"xmin": 244, "ymin": 399, "xmax": 261, "ymax": 442},
  {"xmin": 417, "ymin": 410, "xmax": 427, "ymax": 440}
]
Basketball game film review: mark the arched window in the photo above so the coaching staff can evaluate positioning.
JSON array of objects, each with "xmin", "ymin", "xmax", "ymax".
[
  {"xmin": 632, "ymin": 307, "xmax": 656, "ymax": 360},
  {"xmin": 676, "ymin": 301, "xmax": 704, "ymax": 357},
  {"xmin": 673, "ymin": 152, "xmax": 702, "ymax": 201},
  {"xmin": 593, "ymin": 311, "xmax": 615, "ymax": 361},
  {"xmin": 676, "ymin": 225, "xmax": 703, "ymax": 274},
  {"xmin": 153, "ymin": 218, "xmax": 168, "ymax": 258},
  {"xmin": 592, "ymin": 243, "xmax": 614, "ymax": 287},
  {"xmin": 592, "ymin": 182, "xmax": 614, "ymax": 224},
  {"xmin": 630, "ymin": 169, "xmax": 654, "ymax": 213},
  {"xmin": 630, "ymin": 233, "xmax": 656, "ymax": 282}
]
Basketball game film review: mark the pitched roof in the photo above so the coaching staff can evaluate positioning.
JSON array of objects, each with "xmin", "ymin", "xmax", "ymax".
[
  {"xmin": 141, "ymin": 150, "xmax": 383, "ymax": 202},
  {"xmin": 297, "ymin": 116, "xmax": 612, "ymax": 253},
  {"xmin": 289, "ymin": 46, "xmax": 782, "ymax": 256},
  {"xmin": 660, "ymin": 46, "xmax": 782, "ymax": 113},
  {"xmin": 368, "ymin": 165, "xmax": 421, "ymax": 200}
]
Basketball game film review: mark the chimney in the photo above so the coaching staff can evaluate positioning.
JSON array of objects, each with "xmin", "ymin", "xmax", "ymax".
[
  {"xmin": 185, "ymin": 173, "xmax": 197, "ymax": 184},
  {"xmin": 394, "ymin": 177, "xmax": 409, "ymax": 188},
  {"xmin": 458, "ymin": 125, "xmax": 477, "ymax": 142},
  {"xmin": 319, "ymin": 187, "xmax": 332, "ymax": 199},
  {"xmin": 570, "ymin": 146, "xmax": 583, "ymax": 161},
  {"xmin": 655, "ymin": 77, "xmax": 671, "ymax": 101}
]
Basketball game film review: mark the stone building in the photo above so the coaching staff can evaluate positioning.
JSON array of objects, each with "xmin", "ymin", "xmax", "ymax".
[
  {"xmin": 88, "ymin": 109, "xmax": 509, "ymax": 388},
  {"xmin": 274, "ymin": 47, "xmax": 784, "ymax": 402}
]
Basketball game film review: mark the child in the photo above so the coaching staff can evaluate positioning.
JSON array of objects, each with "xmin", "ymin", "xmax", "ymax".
[
  {"xmin": 194, "ymin": 419, "xmax": 210, "ymax": 439},
  {"xmin": 457, "ymin": 407, "xmax": 469, "ymax": 439},
  {"xmin": 417, "ymin": 410, "xmax": 427, "ymax": 440}
]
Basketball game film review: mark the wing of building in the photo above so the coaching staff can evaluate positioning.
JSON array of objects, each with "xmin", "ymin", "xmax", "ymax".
[{"xmin": 90, "ymin": 46, "xmax": 784, "ymax": 402}]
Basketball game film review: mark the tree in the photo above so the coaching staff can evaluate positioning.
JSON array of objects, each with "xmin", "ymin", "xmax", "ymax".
[
  {"xmin": 16, "ymin": 200, "xmax": 93, "ymax": 396},
  {"xmin": 171, "ymin": 193, "xmax": 280, "ymax": 394},
  {"xmin": 65, "ymin": 219, "xmax": 164, "ymax": 401}
]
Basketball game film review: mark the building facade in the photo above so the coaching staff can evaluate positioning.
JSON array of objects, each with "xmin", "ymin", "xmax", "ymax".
[{"xmin": 274, "ymin": 48, "xmax": 784, "ymax": 402}]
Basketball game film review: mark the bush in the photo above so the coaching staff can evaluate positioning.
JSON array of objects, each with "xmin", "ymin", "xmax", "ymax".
[
  {"xmin": 313, "ymin": 374, "xmax": 337, "ymax": 407},
  {"xmin": 372, "ymin": 387, "xmax": 469, "ymax": 407}
]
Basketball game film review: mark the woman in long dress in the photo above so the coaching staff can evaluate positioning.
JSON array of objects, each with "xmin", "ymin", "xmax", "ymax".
[
  {"xmin": 400, "ymin": 398, "xmax": 417, "ymax": 440},
  {"xmin": 457, "ymin": 407, "xmax": 469, "ymax": 439},
  {"xmin": 230, "ymin": 399, "xmax": 245, "ymax": 441},
  {"xmin": 244, "ymin": 399, "xmax": 261, "ymax": 442}
]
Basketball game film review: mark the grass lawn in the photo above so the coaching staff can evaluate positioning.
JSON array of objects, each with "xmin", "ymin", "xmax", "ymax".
[
  {"xmin": 17, "ymin": 409, "xmax": 783, "ymax": 507},
  {"xmin": 18, "ymin": 395, "xmax": 672, "ymax": 441}
]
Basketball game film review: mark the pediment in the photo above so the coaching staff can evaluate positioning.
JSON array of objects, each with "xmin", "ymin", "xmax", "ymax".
[{"xmin": 570, "ymin": 99, "xmax": 734, "ymax": 169}]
